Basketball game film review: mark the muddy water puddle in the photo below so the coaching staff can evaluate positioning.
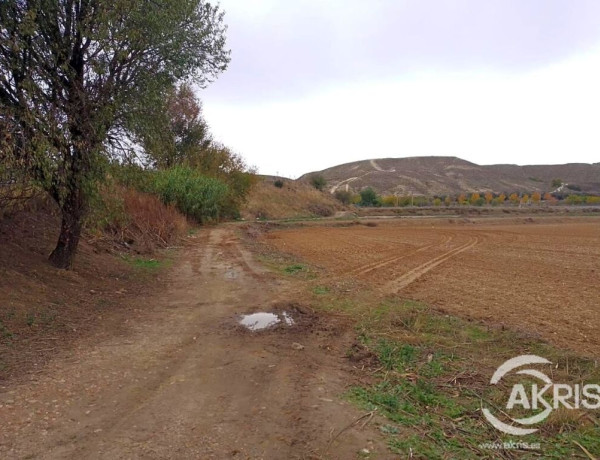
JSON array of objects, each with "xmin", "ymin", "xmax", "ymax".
[{"xmin": 239, "ymin": 311, "xmax": 295, "ymax": 331}]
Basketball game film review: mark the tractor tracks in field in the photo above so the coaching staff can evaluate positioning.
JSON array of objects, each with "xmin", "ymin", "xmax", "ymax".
[
  {"xmin": 384, "ymin": 236, "xmax": 480, "ymax": 292},
  {"xmin": 346, "ymin": 234, "xmax": 454, "ymax": 277},
  {"xmin": 317, "ymin": 231, "xmax": 480, "ymax": 292}
]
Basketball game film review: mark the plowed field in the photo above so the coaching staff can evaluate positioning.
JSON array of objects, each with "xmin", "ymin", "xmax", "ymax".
[{"xmin": 267, "ymin": 218, "xmax": 600, "ymax": 356}]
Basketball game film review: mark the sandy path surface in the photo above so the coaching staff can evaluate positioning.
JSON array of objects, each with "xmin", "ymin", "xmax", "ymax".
[{"xmin": 0, "ymin": 227, "xmax": 389, "ymax": 459}]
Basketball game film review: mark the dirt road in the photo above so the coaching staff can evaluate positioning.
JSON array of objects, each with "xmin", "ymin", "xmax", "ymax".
[{"xmin": 0, "ymin": 227, "xmax": 387, "ymax": 459}]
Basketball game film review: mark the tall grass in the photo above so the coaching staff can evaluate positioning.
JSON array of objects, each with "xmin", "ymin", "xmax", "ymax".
[
  {"xmin": 151, "ymin": 166, "xmax": 229, "ymax": 223},
  {"xmin": 108, "ymin": 163, "xmax": 248, "ymax": 222}
]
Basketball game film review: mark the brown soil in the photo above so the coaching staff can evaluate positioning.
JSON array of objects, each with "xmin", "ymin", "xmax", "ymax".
[
  {"xmin": 0, "ymin": 208, "xmax": 163, "ymax": 382},
  {"xmin": 266, "ymin": 217, "xmax": 600, "ymax": 357},
  {"xmin": 0, "ymin": 224, "xmax": 392, "ymax": 459}
]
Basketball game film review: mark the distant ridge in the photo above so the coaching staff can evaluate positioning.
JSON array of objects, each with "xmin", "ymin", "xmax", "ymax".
[{"xmin": 299, "ymin": 156, "xmax": 600, "ymax": 195}]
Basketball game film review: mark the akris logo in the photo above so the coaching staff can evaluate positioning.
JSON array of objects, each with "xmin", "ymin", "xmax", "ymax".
[{"xmin": 482, "ymin": 355, "xmax": 600, "ymax": 435}]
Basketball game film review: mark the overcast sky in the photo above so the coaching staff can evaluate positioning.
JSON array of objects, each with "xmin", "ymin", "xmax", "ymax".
[{"xmin": 200, "ymin": 0, "xmax": 600, "ymax": 178}]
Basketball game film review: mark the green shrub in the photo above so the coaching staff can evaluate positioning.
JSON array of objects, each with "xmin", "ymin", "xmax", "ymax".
[
  {"xmin": 310, "ymin": 174, "xmax": 327, "ymax": 191},
  {"xmin": 566, "ymin": 194, "xmax": 585, "ymax": 205},
  {"xmin": 152, "ymin": 166, "xmax": 229, "ymax": 223}
]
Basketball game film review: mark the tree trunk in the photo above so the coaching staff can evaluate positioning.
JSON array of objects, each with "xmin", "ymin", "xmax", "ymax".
[
  {"xmin": 49, "ymin": 203, "xmax": 84, "ymax": 269},
  {"xmin": 48, "ymin": 162, "xmax": 86, "ymax": 269}
]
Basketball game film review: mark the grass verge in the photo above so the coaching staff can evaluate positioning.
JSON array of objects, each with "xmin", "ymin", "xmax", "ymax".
[
  {"xmin": 316, "ymin": 294, "xmax": 600, "ymax": 459},
  {"xmin": 120, "ymin": 253, "xmax": 173, "ymax": 274}
]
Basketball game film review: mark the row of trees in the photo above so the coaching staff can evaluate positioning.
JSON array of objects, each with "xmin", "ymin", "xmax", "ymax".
[
  {"xmin": 307, "ymin": 176, "xmax": 599, "ymax": 207},
  {"xmin": 333, "ymin": 189, "xmax": 600, "ymax": 207},
  {"xmin": 0, "ymin": 0, "xmax": 245, "ymax": 268}
]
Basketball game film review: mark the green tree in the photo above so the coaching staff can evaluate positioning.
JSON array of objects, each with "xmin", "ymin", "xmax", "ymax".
[
  {"xmin": 359, "ymin": 187, "xmax": 379, "ymax": 207},
  {"xmin": 551, "ymin": 179, "xmax": 563, "ymax": 189},
  {"xmin": 0, "ymin": 0, "xmax": 229, "ymax": 268},
  {"xmin": 187, "ymin": 143, "xmax": 256, "ymax": 218},
  {"xmin": 143, "ymin": 83, "xmax": 213, "ymax": 168}
]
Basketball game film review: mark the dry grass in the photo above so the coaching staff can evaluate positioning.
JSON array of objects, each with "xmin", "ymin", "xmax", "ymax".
[
  {"xmin": 120, "ymin": 188, "xmax": 188, "ymax": 249},
  {"xmin": 242, "ymin": 178, "xmax": 342, "ymax": 220},
  {"xmin": 90, "ymin": 186, "xmax": 188, "ymax": 253}
]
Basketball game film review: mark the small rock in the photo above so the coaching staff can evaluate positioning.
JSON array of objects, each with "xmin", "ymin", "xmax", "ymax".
[
  {"xmin": 360, "ymin": 448, "xmax": 370, "ymax": 455},
  {"xmin": 291, "ymin": 342, "xmax": 304, "ymax": 350}
]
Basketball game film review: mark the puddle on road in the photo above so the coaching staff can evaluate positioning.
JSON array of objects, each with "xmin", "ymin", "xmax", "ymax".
[{"xmin": 240, "ymin": 312, "xmax": 295, "ymax": 331}]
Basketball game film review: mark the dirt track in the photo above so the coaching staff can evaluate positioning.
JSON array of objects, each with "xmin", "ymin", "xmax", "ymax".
[
  {"xmin": 267, "ymin": 217, "xmax": 600, "ymax": 356},
  {"xmin": 0, "ymin": 227, "xmax": 389, "ymax": 459},
  {"xmin": 3, "ymin": 217, "xmax": 599, "ymax": 458}
]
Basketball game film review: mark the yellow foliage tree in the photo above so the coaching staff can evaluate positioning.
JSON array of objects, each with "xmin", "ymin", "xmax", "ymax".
[
  {"xmin": 531, "ymin": 192, "xmax": 541, "ymax": 203},
  {"xmin": 470, "ymin": 193, "xmax": 481, "ymax": 205},
  {"xmin": 586, "ymin": 196, "xmax": 600, "ymax": 205},
  {"xmin": 380, "ymin": 195, "xmax": 397, "ymax": 207},
  {"xmin": 484, "ymin": 192, "xmax": 493, "ymax": 204},
  {"xmin": 509, "ymin": 193, "xmax": 519, "ymax": 204}
]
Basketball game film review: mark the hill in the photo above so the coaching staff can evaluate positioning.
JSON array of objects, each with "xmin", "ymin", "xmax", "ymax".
[
  {"xmin": 241, "ymin": 177, "xmax": 342, "ymax": 220},
  {"xmin": 300, "ymin": 156, "xmax": 600, "ymax": 196}
]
